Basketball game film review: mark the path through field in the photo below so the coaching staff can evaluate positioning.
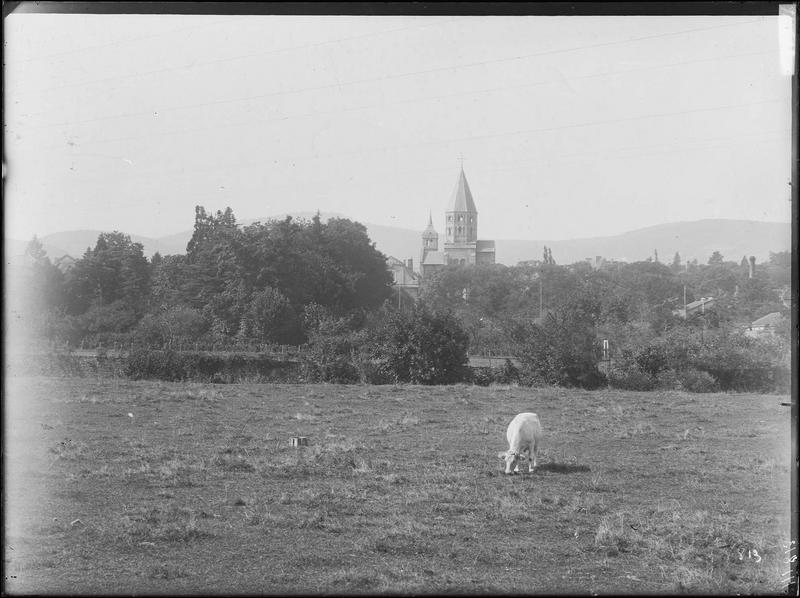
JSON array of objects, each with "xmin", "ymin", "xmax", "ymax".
[{"xmin": 4, "ymin": 377, "xmax": 793, "ymax": 594}]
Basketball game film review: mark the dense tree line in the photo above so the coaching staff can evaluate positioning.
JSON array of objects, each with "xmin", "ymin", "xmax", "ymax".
[
  {"xmin": 17, "ymin": 208, "xmax": 791, "ymax": 390},
  {"xmin": 24, "ymin": 207, "xmax": 394, "ymax": 349},
  {"xmin": 417, "ymin": 251, "xmax": 790, "ymax": 390}
]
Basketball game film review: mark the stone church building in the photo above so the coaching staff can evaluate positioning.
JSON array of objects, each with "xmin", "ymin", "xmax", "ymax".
[{"xmin": 420, "ymin": 167, "xmax": 495, "ymax": 279}]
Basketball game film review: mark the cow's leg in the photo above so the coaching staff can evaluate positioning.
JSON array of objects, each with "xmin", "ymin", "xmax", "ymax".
[
  {"xmin": 517, "ymin": 447, "xmax": 529, "ymax": 473},
  {"xmin": 512, "ymin": 452, "xmax": 520, "ymax": 473},
  {"xmin": 504, "ymin": 452, "xmax": 518, "ymax": 475},
  {"xmin": 530, "ymin": 441, "xmax": 538, "ymax": 472}
]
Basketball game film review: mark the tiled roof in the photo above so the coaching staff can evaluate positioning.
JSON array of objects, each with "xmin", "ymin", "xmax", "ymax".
[
  {"xmin": 750, "ymin": 312, "xmax": 783, "ymax": 328},
  {"xmin": 685, "ymin": 297, "xmax": 714, "ymax": 310},
  {"xmin": 422, "ymin": 251, "xmax": 446, "ymax": 266}
]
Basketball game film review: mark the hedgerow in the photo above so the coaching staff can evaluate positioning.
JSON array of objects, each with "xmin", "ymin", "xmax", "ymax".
[
  {"xmin": 606, "ymin": 328, "xmax": 790, "ymax": 393},
  {"xmin": 124, "ymin": 349, "xmax": 298, "ymax": 383}
]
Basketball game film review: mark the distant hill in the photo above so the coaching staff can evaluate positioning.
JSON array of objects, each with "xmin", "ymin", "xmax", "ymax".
[
  {"xmin": 495, "ymin": 219, "xmax": 792, "ymax": 266},
  {"xmin": 7, "ymin": 217, "xmax": 791, "ymax": 268},
  {"xmin": 6, "ymin": 230, "xmax": 177, "ymax": 263}
]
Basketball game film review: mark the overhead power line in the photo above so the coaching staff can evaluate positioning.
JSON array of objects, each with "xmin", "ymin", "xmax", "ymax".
[
  {"xmin": 97, "ymin": 133, "xmax": 783, "ymax": 232},
  {"xmin": 10, "ymin": 17, "xmax": 767, "ymax": 128},
  {"xmin": 60, "ymin": 97, "xmax": 783, "ymax": 187},
  {"xmin": 5, "ymin": 18, "xmax": 230, "ymax": 64},
  {"xmin": 22, "ymin": 47, "xmax": 775, "ymax": 153},
  {"xmin": 484, "ymin": 131, "xmax": 785, "ymax": 173},
  {"xmin": 9, "ymin": 16, "xmax": 467, "ymax": 96}
]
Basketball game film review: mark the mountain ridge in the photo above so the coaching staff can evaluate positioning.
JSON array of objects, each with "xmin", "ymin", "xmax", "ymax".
[{"xmin": 7, "ymin": 216, "xmax": 791, "ymax": 267}]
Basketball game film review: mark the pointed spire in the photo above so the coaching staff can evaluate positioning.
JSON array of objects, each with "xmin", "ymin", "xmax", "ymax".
[
  {"xmin": 423, "ymin": 210, "xmax": 438, "ymax": 237},
  {"xmin": 449, "ymin": 168, "xmax": 477, "ymax": 213}
]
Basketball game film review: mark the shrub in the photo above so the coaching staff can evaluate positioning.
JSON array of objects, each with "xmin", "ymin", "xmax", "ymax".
[
  {"xmin": 124, "ymin": 350, "xmax": 296, "ymax": 383},
  {"xmin": 510, "ymin": 298, "xmax": 603, "ymax": 389},
  {"xmin": 125, "ymin": 349, "xmax": 188, "ymax": 381},
  {"xmin": 692, "ymin": 331, "xmax": 787, "ymax": 392},
  {"xmin": 605, "ymin": 362, "xmax": 657, "ymax": 391},
  {"xmin": 610, "ymin": 326, "xmax": 789, "ymax": 393},
  {"xmin": 634, "ymin": 344, "xmax": 670, "ymax": 378},
  {"xmin": 497, "ymin": 359, "xmax": 521, "ymax": 384},
  {"xmin": 678, "ymin": 368, "xmax": 719, "ymax": 393},
  {"xmin": 371, "ymin": 304, "xmax": 470, "ymax": 385},
  {"xmin": 654, "ymin": 368, "xmax": 681, "ymax": 391},
  {"xmin": 75, "ymin": 300, "xmax": 140, "ymax": 337},
  {"xmin": 299, "ymin": 317, "xmax": 365, "ymax": 384},
  {"xmin": 132, "ymin": 307, "xmax": 210, "ymax": 349},
  {"xmin": 471, "ymin": 367, "xmax": 495, "ymax": 387},
  {"xmin": 352, "ymin": 357, "xmax": 394, "ymax": 385},
  {"xmin": 238, "ymin": 287, "xmax": 299, "ymax": 345},
  {"xmin": 470, "ymin": 359, "xmax": 519, "ymax": 387}
]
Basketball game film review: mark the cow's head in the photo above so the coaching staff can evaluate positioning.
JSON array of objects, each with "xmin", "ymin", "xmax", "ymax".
[{"xmin": 498, "ymin": 450, "xmax": 520, "ymax": 474}]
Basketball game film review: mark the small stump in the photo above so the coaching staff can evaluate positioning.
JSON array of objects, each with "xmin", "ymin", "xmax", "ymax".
[{"xmin": 291, "ymin": 436, "xmax": 308, "ymax": 447}]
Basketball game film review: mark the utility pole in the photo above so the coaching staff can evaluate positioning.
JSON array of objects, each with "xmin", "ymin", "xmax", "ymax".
[
  {"xmin": 539, "ymin": 279, "xmax": 543, "ymax": 319},
  {"xmin": 683, "ymin": 285, "xmax": 687, "ymax": 319}
]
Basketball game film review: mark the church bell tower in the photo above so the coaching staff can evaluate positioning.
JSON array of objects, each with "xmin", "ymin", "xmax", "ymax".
[
  {"xmin": 421, "ymin": 212, "xmax": 438, "ymax": 268},
  {"xmin": 444, "ymin": 167, "xmax": 478, "ymax": 264}
]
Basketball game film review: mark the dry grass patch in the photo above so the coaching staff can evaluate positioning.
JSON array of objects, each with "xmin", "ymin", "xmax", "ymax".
[
  {"xmin": 212, "ymin": 449, "xmax": 255, "ymax": 473},
  {"xmin": 594, "ymin": 503, "xmax": 788, "ymax": 593},
  {"xmin": 5, "ymin": 379, "xmax": 790, "ymax": 595},
  {"xmin": 377, "ymin": 412, "xmax": 420, "ymax": 431},
  {"xmin": 49, "ymin": 438, "xmax": 90, "ymax": 461},
  {"xmin": 262, "ymin": 436, "xmax": 391, "ymax": 477},
  {"xmin": 114, "ymin": 505, "xmax": 214, "ymax": 545},
  {"xmin": 616, "ymin": 421, "xmax": 660, "ymax": 438}
]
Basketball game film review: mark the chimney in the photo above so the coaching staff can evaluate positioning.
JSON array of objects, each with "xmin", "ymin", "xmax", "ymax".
[
  {"xmin": 748, "ymin": 256, "xmax": 755, "ymax": 279},
  {"xmin": 407, "ymin": 258, "xmax": 413, "ymax": 272}
]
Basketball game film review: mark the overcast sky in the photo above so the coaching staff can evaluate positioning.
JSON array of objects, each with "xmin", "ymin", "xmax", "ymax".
[{"xmin": 3, "ymin": 10, "xmax": 795, "ymax": 244}]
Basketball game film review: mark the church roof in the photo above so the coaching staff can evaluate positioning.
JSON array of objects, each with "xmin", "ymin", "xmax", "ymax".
[
  {"xmin": 386, "ymin": 256, "xmax": 405, "ymax": 266},
  {"xmin": 422, "ymin": 212, "xmax": 438, "ymax": 237},
  {"xmin": 422, "ymin": 251, "xmax": 446, "ymax": 266},
  {"xmin": 448, "ymin": 167, "xmax": 477, "ymax": 214}
]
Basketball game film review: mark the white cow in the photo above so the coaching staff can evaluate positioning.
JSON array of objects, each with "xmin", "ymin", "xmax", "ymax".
[{"xmin": 498, "ymin": 412, "xmax": 542, "ymax": 475}]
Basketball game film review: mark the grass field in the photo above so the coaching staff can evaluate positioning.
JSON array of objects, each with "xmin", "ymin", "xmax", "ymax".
[{"xmin": 4, "ymin": 376, "xmax": 794, "ymax": 594}]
